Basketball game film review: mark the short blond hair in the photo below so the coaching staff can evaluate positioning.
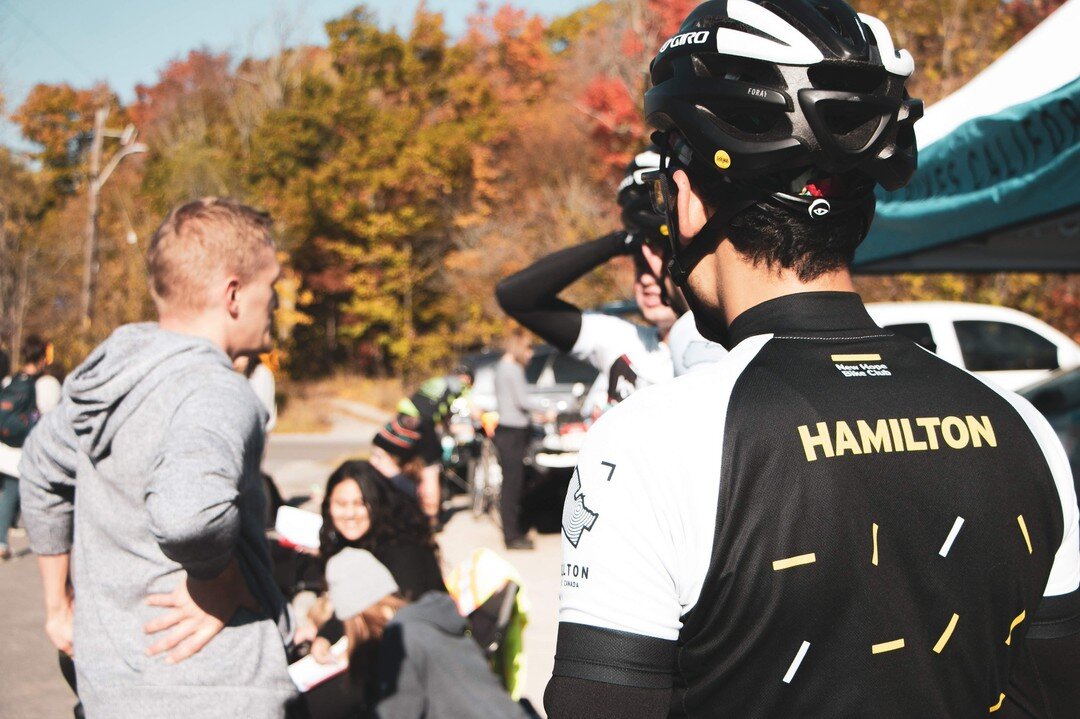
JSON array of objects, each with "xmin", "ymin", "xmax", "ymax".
[{"xmin": 147, "ymin": 197, "xmax": 275, "ymax": 311}]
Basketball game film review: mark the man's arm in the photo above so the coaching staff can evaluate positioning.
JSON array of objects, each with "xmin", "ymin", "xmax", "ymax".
[
  {"xmin": 141, "ymin": 377, "xmax": 261, "ymax": 663},
  {"xmin": 496, "ymin": 232, "xmax": 632, "ymax": 353},
  {"xmin": 19, "ymin": 402, "xmax": 80, "ymax": 656},
  {"xmin": 19, "ymin": 402, "xmax": 79, "ymax": 556},
  {"xmin": 144, "ymin": 380, "xmax": 253, "ymax": 579},
  {"xmin": 38, "ymin": 553, "xmax": 74, "ymax": 657}
]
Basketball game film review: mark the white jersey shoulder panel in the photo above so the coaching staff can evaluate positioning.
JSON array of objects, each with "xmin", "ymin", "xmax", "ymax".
[{"xmin": 558, "ymin": 334, "xmax": 772, "ymax": 640}]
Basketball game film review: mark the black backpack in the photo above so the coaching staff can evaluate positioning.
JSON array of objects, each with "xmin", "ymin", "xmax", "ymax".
[{"xmin": 0, "ymin": 373, "xmax": 38, "ymax": 448}]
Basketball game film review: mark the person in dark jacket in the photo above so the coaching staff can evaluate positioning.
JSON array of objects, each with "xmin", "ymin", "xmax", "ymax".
[
  {"xmin": 299, "ymin": 461, "xmax": 447, "ymax": 718},
  {"xmin": 325, "ymin": 548, "xmax": 526, "ymax": 719}
]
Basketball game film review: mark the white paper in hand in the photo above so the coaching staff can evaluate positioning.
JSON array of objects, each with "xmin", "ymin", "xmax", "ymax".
[
  {"xmin": 275, "ymin": 506, "xmax": 323, "ymax": 550},
  {"xmin": 288, "ymin": 637, "xmax": 349, "ymax": 692}
]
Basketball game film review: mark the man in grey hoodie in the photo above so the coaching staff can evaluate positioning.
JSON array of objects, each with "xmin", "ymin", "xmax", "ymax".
[{"xmin": 19, "ymin": 198, "xmax": 296, "ymax": 717}]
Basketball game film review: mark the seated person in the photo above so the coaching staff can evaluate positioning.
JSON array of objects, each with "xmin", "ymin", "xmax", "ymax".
[
  {"xmin": 310, "ymin": 460, "xmax": 445, "ymax": 646},
  {"xmin": 327, "ymin": 549, "xmax": 527, "ymax": 719}
]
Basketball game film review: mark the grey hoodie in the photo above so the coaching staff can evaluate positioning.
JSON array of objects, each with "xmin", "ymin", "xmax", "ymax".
[
  {"xmin": 19, "ymin": 323, "xmax": 295, "ymax": 718},
  {"xmin": 374, "ymin": 592, "xmax": 526, "ymax": 719}
]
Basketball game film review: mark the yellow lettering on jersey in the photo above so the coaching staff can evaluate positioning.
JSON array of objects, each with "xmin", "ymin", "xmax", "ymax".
[
  {"xmin": 834, "ymin": 421, "xmax": 862, "ymax": 456},
  {"xmin": 798, "ymin": 423, "xmax": 834, "ymax": 462},
  {"xmin": 900, "ymin": 418, "xmax": 927, "ymax": 451},
  {"xmin": 797, "ymin": 416, "xmax": 997, "ymax": 462},
  {"xmin": 915, "ymin": 417, "xmax": 942, "ymax": 450},
  {"xmin": 968, "ymin": 415, "xmax": 997, "ymax": 448},
  {"xmin": 941, "ymin": 417, "xmax": 970, "ymax": 449},
  {"xmin": 888, "ymin": 418, "xmax": 906, "ymax": 452},
  {"xmin": 858, "ymin": 419, "xmax": 892, "ymax": 454},
  {"xmin": 990, "ymin": 693, "xmax": 1006, "ymax": 713}
]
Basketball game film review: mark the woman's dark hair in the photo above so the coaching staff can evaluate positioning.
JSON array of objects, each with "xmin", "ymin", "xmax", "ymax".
[
  {"xmin": 0, "ymin": 349, "xmax": 10, "ymax": 380},
  {"xmin": 319, "ymin": 460, "xmax": 435, "ymax": 560}
]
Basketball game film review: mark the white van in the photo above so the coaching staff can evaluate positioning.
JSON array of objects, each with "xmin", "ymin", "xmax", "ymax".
[{"xmin": 865, "ymin": 302, "xmax": 1080, "ymax": 391}]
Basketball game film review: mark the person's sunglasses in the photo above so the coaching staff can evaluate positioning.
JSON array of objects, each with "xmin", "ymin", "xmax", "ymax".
[{"xmin": 641, "ymin": 169, "xmax": 676, "ymax": 219}]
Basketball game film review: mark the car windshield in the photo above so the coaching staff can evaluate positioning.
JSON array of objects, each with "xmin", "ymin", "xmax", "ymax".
[{"xmin": 1021, "ymin": 368, "xmax": 1080, "ymax": 421}]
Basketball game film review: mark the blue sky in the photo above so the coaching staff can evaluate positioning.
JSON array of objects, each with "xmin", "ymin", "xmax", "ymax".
[{"xmin": 0, "ymin": 0, "xmax": 594, "ymax": 147}]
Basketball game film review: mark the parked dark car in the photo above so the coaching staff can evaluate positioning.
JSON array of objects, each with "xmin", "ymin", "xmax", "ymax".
[{"xmin": 1021, "ymin": 366, "xmax": 1080, "ymax": 481}]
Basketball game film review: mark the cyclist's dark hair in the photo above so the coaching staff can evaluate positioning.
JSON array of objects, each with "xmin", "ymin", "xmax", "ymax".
[
  {"xmin": 22, "ymin": 335, "xmax": 48, "ymax": 366},
  {"xmin": 0, "ymin": 348, "xmax": 10, "ymax": 380},
  {"xmin": 723, "ymin": 198, "xmax": 867, "ymax": 281},
  {"xmin": 318, "ymin": 460, "xmax": 436, "ymax": 560}
]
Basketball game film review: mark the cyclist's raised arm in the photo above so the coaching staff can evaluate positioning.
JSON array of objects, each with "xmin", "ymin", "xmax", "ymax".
[{"xmin": 495, "ymin": 232, "xmax": 634, "ymax": 353}]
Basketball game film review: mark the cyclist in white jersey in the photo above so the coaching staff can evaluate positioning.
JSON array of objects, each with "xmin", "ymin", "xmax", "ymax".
[
  {"xmin": 546, "ymin": 2, "xmax": 1080, "ymax": 717},
  {"xmin": 497, "ymin": 149, "xmax": 723, "ymax": 412}
]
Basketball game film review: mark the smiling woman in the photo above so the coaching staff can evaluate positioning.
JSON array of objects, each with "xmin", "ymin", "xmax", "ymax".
[{"xmin": 317, "ymin": 460, "xmax": 444, "ymax": 601}]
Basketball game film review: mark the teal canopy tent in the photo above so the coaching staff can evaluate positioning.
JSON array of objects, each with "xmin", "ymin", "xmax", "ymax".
[{"xmin": 854, "ymin": 0, "xmax": 1080, "ymax": 273}]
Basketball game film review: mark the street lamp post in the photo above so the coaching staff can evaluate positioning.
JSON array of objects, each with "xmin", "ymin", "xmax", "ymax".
[{"xmin": 80, "ymin": 108, "xmax": 148, "ymax": 333}]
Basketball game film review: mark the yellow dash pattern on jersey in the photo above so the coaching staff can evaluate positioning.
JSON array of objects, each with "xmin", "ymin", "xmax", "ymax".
[
  {"xmin": 871, "ymin": 638, "xmax": 905, "ymax": 654},
  {"xmin": 933, "ymin": 614, "xmax": 960, "ymax": 654},
  {"xmin": 772, "ymin": 553, "xmax": 817, "ymax": 571},
  {"xmin": 990, "ymin": 693, "xmax": 1006, "ymax": 712},
  {"xmin": 1017, "ymin": 515, "xmax": 1033, "ymax": 555},
  {"xmin": 1005, "ymin": 610, "xmax": 1026, "ymax": 646}
]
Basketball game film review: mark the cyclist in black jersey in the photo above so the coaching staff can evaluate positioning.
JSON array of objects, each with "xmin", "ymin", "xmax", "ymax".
[{"xmin": 545, "ymin": 2, "xmax": 1080, "ymax": 718}]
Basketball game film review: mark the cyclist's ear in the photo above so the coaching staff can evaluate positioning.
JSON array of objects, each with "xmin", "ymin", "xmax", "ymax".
[{"xmin": 673, "ymin": 169, "xmax": 708, "ymax": 245}]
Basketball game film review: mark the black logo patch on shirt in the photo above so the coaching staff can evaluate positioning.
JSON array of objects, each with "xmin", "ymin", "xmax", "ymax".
[{"xmin": 563, "ymin": 468, "xmax": 599, "ymax": 548}]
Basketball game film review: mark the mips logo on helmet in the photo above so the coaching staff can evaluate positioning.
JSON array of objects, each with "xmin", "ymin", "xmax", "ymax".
[
  {"xmin": 659, "ymin": 30, "xmax": 711, "ymax": 54},
  {"xmin": 809, "ymin": 199, "xmax": 831, "ymax": 218}
]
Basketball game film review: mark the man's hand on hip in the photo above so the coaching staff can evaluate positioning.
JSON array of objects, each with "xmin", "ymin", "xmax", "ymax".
[
  {"xmin": 144, "ymin": 557, "xmax": 258, "ymax": 664},
  {"xmin": 45, "ymin": 591, "xmax": 75, "ymax": 658}
]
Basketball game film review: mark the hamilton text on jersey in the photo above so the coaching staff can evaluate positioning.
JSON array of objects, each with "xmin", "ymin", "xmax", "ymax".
[{"xmin": 798, "ymin": 414, "xmax": 997, "ymax": 462}]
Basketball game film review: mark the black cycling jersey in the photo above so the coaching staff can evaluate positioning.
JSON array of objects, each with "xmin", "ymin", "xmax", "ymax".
[{"xmin": 547, "ymin": 292, "xmax": 1079, "ymax": 718}]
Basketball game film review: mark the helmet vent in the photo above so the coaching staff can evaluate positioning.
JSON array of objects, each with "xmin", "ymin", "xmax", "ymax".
[
  {"xmin": 694, "ymin": 54, "xmax": 784, "ymax": 89},
  {"xmin": 808, "ymin": 61, "xmax": 885, "ymax": 93},
  {"xmin": 819, "ymin": 102, "xmax": 882, "ymax": 150}
]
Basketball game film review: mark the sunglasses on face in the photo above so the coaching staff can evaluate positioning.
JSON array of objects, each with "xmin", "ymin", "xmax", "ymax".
[{"xmin": 641, "ymin": 169, "xmax": 676, "ymax": 219}]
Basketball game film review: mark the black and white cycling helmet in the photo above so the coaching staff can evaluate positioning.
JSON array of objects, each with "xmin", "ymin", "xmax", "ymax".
[
  {"xmin": 617, "ymin": 146, "xmax": 669, "ymax": 241},
  {"xmin": 644, "ymin": 0, "xmax": 922, "ymax": 281}
]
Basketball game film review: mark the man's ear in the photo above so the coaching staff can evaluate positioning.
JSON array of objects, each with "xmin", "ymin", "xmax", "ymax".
[
  {"xmin": 225, "ymin": 277, "xmax": 241, "ymax": 318},
  {"xmin": 673, "ymin": 169, "xmax": 709, "ymax": 243}
]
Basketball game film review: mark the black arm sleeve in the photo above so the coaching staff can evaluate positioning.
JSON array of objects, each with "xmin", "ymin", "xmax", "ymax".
[
  {"xmin": 495, "ymin": 231, "xmax": 629, "ymax": 353},
  {"xmin": 544, "ymin": 676, "xmax": 671, "ymax": 719},
  {"xmin": 544, "ymin": 622, "xmax": 676, "ymax": 718}
]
